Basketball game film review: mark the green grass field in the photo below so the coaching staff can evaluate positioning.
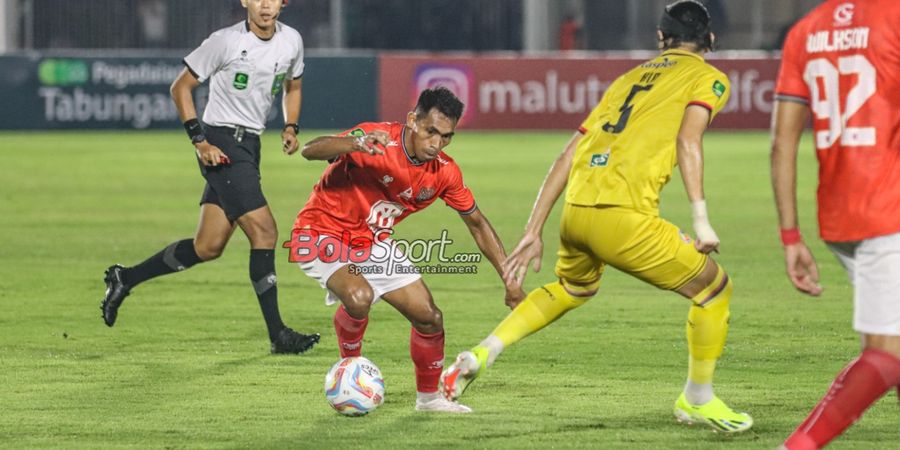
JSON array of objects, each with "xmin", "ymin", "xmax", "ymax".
[{"xmin": 1, "ymin": 130, "xmax": 897, "ymax": 449}]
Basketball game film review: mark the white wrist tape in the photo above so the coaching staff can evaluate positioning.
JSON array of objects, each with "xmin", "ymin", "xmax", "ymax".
[{"xmin": 691, "ymin": 200, "xmax": 719, "ymax": 243}]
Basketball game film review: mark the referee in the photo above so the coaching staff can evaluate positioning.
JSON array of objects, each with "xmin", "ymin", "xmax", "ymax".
[{"xmin": 101, "ymin": 0, "xmax": 319, "ymax": 354}]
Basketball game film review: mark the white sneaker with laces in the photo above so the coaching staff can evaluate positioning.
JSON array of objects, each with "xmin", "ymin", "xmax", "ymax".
[{"xmin": 415, "ymin": 394, "xmax": 473, "ymax": 413}]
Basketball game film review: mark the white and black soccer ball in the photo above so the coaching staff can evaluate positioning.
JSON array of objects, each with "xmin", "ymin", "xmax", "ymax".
[{"xmin": 324, "ymin": 356, "xmax": 385, "ymax": 416}]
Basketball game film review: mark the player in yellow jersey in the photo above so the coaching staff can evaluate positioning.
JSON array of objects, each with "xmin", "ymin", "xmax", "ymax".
[{"xmin": 441, "ymin": 0, "xmax": 752, "ymax": 433}]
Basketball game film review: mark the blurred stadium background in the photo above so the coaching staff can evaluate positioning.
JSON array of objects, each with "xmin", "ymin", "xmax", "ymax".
[
  {"xmin": 0, "ymin": 0, "xmax": 822, "ymax": 132},
  {"xmin": 4, "ymin": 0, "xmax": 819, "ymax": 51}
]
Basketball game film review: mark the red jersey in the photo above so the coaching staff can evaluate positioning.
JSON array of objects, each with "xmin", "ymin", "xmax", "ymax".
[
  {"xmin": 776, "ymin": 0, "xmax": 900, "ymax": 242},
  {"xmin": 295, "ymin": 122, "xmax": 477, "ymax": 241}
]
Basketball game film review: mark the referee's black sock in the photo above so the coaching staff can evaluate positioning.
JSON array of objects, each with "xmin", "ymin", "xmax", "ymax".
[
  {"xmin": 249, "ymin": 249, "xmax": 285, "ymax": 342},
  {"xmin": 122, "ymin": 239, "xmax": 203, "ymax": 287}
]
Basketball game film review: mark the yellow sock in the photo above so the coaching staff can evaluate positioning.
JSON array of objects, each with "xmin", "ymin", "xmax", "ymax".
[
  {"xmin": 686, "ymin": 266, "xmax": 731, "ymax": 385},
  {"xmin": 492, "ymin": 280, "xmax": 593, "ymax": 347}
]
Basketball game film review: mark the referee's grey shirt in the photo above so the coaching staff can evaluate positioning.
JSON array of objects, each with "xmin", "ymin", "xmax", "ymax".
[{"xmin": 184, "ymin": 21, "xmax": 304, "ymax": 135}]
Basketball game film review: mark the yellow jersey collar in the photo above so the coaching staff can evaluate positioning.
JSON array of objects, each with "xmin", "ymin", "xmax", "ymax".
[{"xmin": 660, "ymin": 49, "xmax": 705, "ymax": 61}]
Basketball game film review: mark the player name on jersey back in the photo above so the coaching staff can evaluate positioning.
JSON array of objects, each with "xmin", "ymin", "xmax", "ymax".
[{"xmin": 806, "ymin": 27, "xmax": 869, "ymax": 53}]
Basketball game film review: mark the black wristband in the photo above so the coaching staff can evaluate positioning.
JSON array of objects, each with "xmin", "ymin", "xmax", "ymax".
[
  {"xmin": 183, "ymin": 118, "xmax": 204, "ymax": 142},
  {"xmin": 283, "ymin": 123, "xmax": 299, "ymax": 134}
]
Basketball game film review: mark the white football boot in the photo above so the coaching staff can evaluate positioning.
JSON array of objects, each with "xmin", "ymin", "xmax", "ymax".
[
  {"xmin": 439, "ymin": 350, "xmax": 482, "ymax": 401},
  {"xmin": 415, "ymin": 393, "xmax": 473, "ymax": 413}
]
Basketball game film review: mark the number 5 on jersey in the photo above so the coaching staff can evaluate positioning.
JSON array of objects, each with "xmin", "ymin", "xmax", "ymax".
[{"xmin": 602, "ymin": 84, "xmax": 654, "ymax": 134}]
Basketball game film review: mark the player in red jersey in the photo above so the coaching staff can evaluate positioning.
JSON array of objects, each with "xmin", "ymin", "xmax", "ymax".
[
  {"xmin": 771, "ymin": 1, "xmax": 900, "ymax": 448},
  {"xmin": 289, "ymin": 87, "xmax": 522, "ymax": 413}
]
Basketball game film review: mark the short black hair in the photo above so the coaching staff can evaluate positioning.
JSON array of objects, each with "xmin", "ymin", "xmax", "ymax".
[
  {"xmin": 414, "ymin": 87, "xmax": 464, "ymax": 122},
  {"xmin": 658, "ymin": 0, "xmax": 713, "ymax": 51}
]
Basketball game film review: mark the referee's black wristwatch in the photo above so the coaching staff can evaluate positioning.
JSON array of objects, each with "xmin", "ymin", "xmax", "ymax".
[{"xmin": 283, "ymin": 123, "xmax": 300, "ymax": 134}]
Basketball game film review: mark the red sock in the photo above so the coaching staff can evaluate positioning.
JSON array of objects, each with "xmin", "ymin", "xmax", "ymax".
[
  {"xmin": 784, "ymin": 349, "xmax": 900, "ymax": 450},
  {"xmin": 333, "ymin": 305, "xmax": 368, "ymax": 358},
  {"xmin": 410, "ymin": 328, "xmax": 444, "ymax": 393}
]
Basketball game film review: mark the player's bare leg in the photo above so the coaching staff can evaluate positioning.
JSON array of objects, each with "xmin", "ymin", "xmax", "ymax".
[
  {"xmin": 326, "ymin": 265, "xmax": 375, "ymax": 357},
  {"xmin": 382, "ymin": 280, "xmax": 471, "ymax": 413},
  {"xmin": 236, "ymin": 205, "xmax": 319, "ymax": 353},
  {"xmin": 442, "ymin": 278, "xmax": 598, "ymax": 401},
  {"xmin": 194, "ymin": 203, "xmax": 237, "ymax": 261},
  {"xmin": 100, "ymin": 203, "xmax": 230, "ymax": 327},
  {"xmin": 673, "ymin": 257, "xmax": 752, "ymax": 433}
]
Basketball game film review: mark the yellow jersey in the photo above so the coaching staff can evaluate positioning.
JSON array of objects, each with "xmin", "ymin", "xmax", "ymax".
[{"xmin": 566, "ymin": 50, "xmax": 730, "ymax": 215}]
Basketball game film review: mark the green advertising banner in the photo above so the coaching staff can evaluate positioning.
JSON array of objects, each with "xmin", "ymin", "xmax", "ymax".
[{"xmin": 0, "ymin": 54, "xmax": 377, "ymax": 130}]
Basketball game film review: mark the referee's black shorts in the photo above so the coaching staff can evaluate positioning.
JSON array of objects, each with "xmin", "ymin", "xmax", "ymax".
[{"xmin": 198, "ymin": 124, "xmax": 267, "ymax": 222}]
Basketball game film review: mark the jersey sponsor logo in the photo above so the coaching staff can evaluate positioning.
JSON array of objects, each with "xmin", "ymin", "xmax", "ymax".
[
  {"xmin": 271, "ymin": 73, "xmax": 286, "ymax": 95},
  {"xmin": 640, "ymin": 57, "xmax": 677, "ymax": 70},
  {"xmin": 712, "ymin": 80, "xmax": 726, "ymax": 98},
  {"xmin": 833, "ymin": 3, "xmax": 854, "ymax": 27},
  {"xmin": 415, "ymin": 187, "xmax": 436, "ymax": 202},
  {"xmin": 233, "ymin": 72, "xmax": 249, "ymax": 90},
  {"xmin": 589, "ymin": 151, "xmax": 610, "ymax": 167}
]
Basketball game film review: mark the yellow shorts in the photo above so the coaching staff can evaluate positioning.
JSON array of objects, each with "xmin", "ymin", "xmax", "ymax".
[{"xmin": 554, "ymin": 203, "xmax": 708, "ymax": 291}]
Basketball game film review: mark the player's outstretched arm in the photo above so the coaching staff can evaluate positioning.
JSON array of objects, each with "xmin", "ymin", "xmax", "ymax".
[
  {"xmin": 677, "ymin": 105, "xmax": 719, "ymax": 254},
  {"xmin": 771, "ymin": 100, "xmax": 823, "ymax": 296},
  {"xmin": 170, "ymin": 68, "xmax": 228, "ymax": 167},
  {"xmin": 460, "ymin": 209, "xmax": 526, "ymax": 308},
  {"xmin": 281, "ymin": 78, "xmax": 302, "ymax": 155},
  {"xmin": 502, "ymin": 131, "xmax": 581, "ymax": 288},
  {"xmin": 300, "ymin": 130, "xmax": 389, "ymax": 161}
]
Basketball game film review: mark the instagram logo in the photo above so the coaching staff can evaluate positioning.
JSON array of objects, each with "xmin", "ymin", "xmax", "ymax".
[{"xmin": 414, "ymin": 64, "xmax": 474, "ymax": 125}]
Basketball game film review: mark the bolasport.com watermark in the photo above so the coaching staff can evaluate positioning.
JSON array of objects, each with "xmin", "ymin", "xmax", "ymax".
[{"xmin": 282, "ymin": 228, "xmax": 482, "ymax": 276}]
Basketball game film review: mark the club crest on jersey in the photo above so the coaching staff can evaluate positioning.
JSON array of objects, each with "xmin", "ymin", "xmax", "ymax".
[
  {"xmin": 712, "ymin": 80, "xmax": 726, "ymax": 98},
  {"xmin": 416, "ymin": 187, "xmax": 436, "ymax": 202},
  {"xmin": 233, "ymin": 72, "xmax": 249, "ymax": 90},
  {"xmin": 380, "ymin": 175, "xmax": 394, "ymax": 186},
  {"xmin": 399, "ymin": 187, "xmax": 413, "ymax": 200},
  {"xmin": 834, "ymin": 3, "xmax": 854, "ymax": 27},
  {"xmin": 589, "ymin": 151, "xmax": 609, "ymax": 167}
]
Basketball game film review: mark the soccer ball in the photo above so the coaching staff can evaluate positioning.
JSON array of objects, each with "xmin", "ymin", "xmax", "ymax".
[{"xmin": 324, "ymin": 356, "xmax": 385, "ymax": 416}]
